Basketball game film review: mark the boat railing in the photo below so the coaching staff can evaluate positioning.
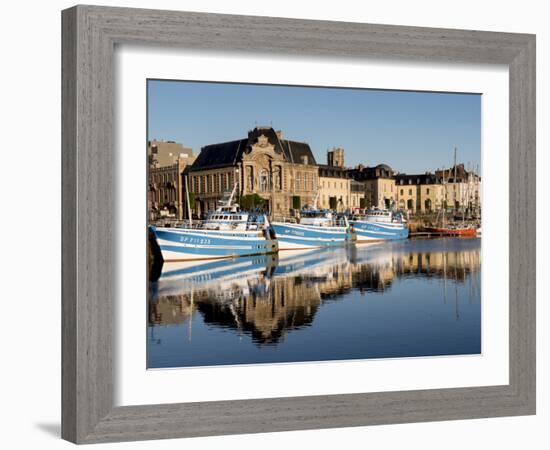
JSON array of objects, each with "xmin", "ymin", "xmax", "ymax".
[{"xmin": 273, "ymin": 216, "xmax": 298, "ymax": 224}]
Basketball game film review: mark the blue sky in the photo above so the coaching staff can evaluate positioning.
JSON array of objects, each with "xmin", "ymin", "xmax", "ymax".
[{"xmin": 147, "ymin": 80, "xmax": 481, "ymax": 174}]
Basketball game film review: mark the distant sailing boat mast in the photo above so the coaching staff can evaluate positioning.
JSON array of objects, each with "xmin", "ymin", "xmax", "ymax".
[
  {"xmin": 453, "ymin": 146, "xmax": 458, "ymax": 217},
  {"xmin": 423, "ymin": 147, "xmax": 476, "ymax": 236}
]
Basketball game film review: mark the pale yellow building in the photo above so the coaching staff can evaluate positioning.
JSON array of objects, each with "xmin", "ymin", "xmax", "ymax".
[
  {"xmin": 395, "ymin": 173, "xmax": 445, "ymax": 213},
  {"xmin": 318, "ymin": 166, "xmax": 351, "ymax": 211},
  {"xmin": 350, "ymin": 180, "xmax": 366, "ymax": 210},
  {"xmin": 348, "ymin": 164, "xmax": 396, "ymax": 210}
]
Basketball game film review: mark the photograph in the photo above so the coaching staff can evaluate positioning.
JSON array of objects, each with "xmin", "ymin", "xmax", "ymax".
[{"xmin": 146, "ymin": 80, "xmax": 483, "ymax": 368}]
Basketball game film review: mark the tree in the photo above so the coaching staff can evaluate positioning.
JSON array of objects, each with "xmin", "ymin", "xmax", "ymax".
[
  {"xmin": 239, "ymin": 194, "xmax": 266, "ymax": 210},
  {"xmin": 187, "ymin": 192, "xmax": 196, "ymax": 210}
]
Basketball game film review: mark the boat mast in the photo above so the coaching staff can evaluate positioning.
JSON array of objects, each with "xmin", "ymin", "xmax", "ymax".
[
  {"xmin": 312, "ymin": 191, "xmax": 320, "ymax": 210},
  {"xmin": 227, "ymin": 182, "xmax": 238, "ymax": 206},
  {"xmin": 185, "ymin": 175, "xmax": 193, "ymax": 226},
  {"xmin": 442, "ymin": 167, "xmax": 448, "ymax": 228}
]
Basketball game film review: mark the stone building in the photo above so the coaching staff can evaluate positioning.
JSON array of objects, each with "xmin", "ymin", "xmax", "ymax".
[
  {"xmin": 187, "ymin": 126, "xmax": 318, "ymax": 217},
  {"xmin": 149, "ymin": 140, "xmax": 194, "ymax": 168},
  {"xmin": 318, "ymin": 165, "xmax": 351, "ymax": 211},
  {"xmin": 327, "ymin": 147, "xmax": 345, "ymax": 167},
  {"xmin": 435, "ymin": 164, "xmax": 482, "ymax": 213},
  {"xmin": 348, "ymin": 163, "xmax": 396, "ymax": 209},
  {"xmin": 350, "ymin": 180, "xmax": 366, "ymax": 210},
  {"xmin": 148, "ymin": 140, "xmax": 196, "ymax": 221},
  {"xmin": 318, "ymin": 147, "xmax": 364, "ymax": 211},
  {"xmin": 394, "ymin": 173, "xmax": 445, "ymax": 213}
]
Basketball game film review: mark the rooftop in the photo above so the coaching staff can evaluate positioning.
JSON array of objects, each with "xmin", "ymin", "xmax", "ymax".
[{"xmin": 189, "ymin": 127, "xmax": 317, "ymax": 171}]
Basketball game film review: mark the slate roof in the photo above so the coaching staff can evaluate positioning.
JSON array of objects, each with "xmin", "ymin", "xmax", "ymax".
[
  {"xmin": 347, "ymin": 164, "xmax": 394, "ymax": 181},
  {"xmin": 394, "ymin": 173, "xmax": 442, "ymax": 185},
  {"xmin": 188, "ymin": 127, "xmax": 317, "ymax": 171},
  {"xmin": 189, "ymin": 139, "xmax": 247, "ymax": 171},
  {"xmin": 318, "ymin": 164, "xmax": 351, "ymax": 178}
]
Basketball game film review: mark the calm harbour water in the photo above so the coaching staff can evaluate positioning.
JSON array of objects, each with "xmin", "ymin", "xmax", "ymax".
[{"xmin": 147, "ymin": 237, "xmax": 481, "ymax": 368}]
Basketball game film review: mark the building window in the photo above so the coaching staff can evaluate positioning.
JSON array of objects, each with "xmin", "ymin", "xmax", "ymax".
[
  {"xmin": 400, "ymin": 189, "xmax": 403, "ymax": 195},
  {"xmin": 409, "ymin": 189, "xmax": 412, "ymax": 195},
  {"xmin": 426, "ymin": 188, "xmax": 430, "ymax": 194},
  {"xmin": 304, "ymin": 173, "xmax": 309, "ymax": 191}
]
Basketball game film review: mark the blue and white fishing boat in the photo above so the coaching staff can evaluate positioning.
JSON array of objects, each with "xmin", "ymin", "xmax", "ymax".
[
  {"xmin": 149, "ymin": 184, "xmax": 278, "ymax": 262},
  {"xmin": 271, "ymin": 195, "xmax": 355, "ymax": 250},
  {"xmin": 349, "ymin": 208, "xmax": 409, "ymax": 242}
]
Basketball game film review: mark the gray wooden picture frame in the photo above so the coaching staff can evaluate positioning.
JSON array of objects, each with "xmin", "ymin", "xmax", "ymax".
[{"xmin": 61, "ymin": 4, "xmax": 536, "ymax": 444}]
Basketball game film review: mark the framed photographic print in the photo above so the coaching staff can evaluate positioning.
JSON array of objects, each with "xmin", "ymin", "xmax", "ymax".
[{"xmin": 62, "ymin": 5, "xmax": 536, "ymax": 444}]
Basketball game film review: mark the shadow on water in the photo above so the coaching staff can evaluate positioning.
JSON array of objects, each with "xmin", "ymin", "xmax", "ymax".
[{"xmin": 148, "ymin": 227, "xmax": 163, "ymax": 282}]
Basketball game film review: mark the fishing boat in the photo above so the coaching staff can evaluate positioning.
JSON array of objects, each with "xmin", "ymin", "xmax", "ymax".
[
  {"xmin": 423, "ymin": 202, "xmax": 477, "ymax": 237},
  {"xmin": 349, "ymin": 208, "xmax": 409, "ymax": 242},
  {"xmin": 423, "ymin": 224, "xmax": 477, "ymax": 236},
  {"xmin": 271, "ymin": 194, "xmax": 355, "ymax": 250},
  {"xmin": 149, "ymin": 184, "xmax": 278, "ymax": 262}
]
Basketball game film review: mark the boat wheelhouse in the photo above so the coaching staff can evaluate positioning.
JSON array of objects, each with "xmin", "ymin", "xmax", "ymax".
[{"xmin": 349, "ymin": 208, "xmax": 409, "ymax": 242}]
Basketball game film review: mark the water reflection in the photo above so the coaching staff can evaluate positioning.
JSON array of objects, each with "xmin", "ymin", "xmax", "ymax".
[{"xmin": 148, "ymin": 238, "xmax": 481, "ymax": 367}]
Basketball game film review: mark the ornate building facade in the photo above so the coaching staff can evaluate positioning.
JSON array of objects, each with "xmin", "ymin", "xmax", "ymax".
[{"xmin": 187, "ymin": 126, "xmax": 319, "ymax": 217}]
